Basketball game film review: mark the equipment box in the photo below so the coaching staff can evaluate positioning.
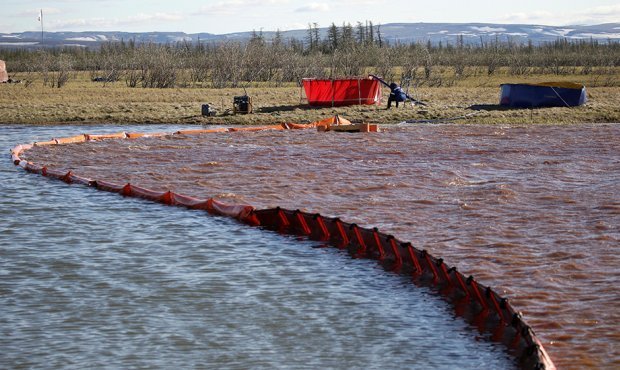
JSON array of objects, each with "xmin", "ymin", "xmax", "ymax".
[
  {"xmin": 201, "ymin": 104, "xmax": 216, "ymax": 117},
  {"xmin": 233, "ymin": 95, "xmax": 253, "ymax": 114}
]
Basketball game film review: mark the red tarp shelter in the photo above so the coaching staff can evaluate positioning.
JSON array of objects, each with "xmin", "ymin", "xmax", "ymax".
[{"xmin": 303, "ymin": 77, "xmax": 382, "ymax": 106}]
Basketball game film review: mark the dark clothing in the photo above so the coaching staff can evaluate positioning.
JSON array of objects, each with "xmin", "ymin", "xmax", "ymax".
[
  {"xmin": 387, "ymin": 94, "xmax": 399, "ymax": 108},
  {"xmin": 387, "ymin": 85, "xmax": 407, "ymax": 108}
]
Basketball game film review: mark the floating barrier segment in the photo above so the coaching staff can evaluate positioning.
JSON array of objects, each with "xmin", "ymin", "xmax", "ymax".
[{"xmin": 10, "ymin": 117, "xmax": 555, "ymax": 370}]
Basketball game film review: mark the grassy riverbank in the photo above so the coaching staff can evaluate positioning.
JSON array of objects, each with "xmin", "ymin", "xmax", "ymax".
[{"xmin": 1, "ymin": 70, "xmax": 619, "ymax": 125}]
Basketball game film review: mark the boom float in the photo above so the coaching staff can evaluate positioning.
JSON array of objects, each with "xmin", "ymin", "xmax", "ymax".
[{"xmin": 10, "ymin": 115, "xmax": 555, "ymax": 370}]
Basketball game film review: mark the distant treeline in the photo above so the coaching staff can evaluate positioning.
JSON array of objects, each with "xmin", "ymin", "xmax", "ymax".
[{"xmin": 1, "ymin": 22, "xmax": 619, "ymax": 88}]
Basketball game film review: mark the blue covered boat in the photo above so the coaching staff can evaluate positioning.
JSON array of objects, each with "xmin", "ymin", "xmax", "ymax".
[{"xmin": 499, "ymin": 82, "xmax": 587, "ymax": 108}]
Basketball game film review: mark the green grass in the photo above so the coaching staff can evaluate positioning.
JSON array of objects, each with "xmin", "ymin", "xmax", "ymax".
[{"xmin": 1, "ymin": 69, "xmax": 619, "ymax": 125}]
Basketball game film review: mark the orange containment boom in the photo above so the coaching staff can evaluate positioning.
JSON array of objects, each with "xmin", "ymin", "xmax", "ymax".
[{"xmin": 10, "ymin": 115, "xmax": 554, "ymax": 370}]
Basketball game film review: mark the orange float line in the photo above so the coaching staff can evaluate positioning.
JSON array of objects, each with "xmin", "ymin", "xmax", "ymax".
[
  {"xmin": 448, "ymin": 267, "xmax": 470, "ymax": 298},
  {"xmin": 422, "ymin": 250, "xmax": 440, "ymax": 282},
  {"xmin": 404, "ymin": 242, "xmax": 423, "ymax": 276},
  {"xmin": 67, "ymin": 173, "xmax": 95, "ymax": 186},
  {"xmin": 125, "ymin": 132, "xmax": 149, "ymax": 139},
  {"xmin": 372, "ymin": 229, "xmax": 387, "ymax": 260},
  {"xmin": 103, "ymin": 187, "xmax": 259, "ymax": 225},
  {"xmin": 168, "ymin": 193, "xmax": 208, "ymax": 208},
  {"xmin": 312, "ymin": 214, "xmax": 330, "ymax": 240},
  {"xmin": 436, "ymin": 258, "xmax": 453, "ymax": 286},
  {"xmin": 87, "ymin": 132, "xmax": 128, "ymax": 141},
  {"xmin": 60, "ymin": 171, "xmax": 74, "ymax": 183},
  {"xmin": 276, "ymin": 207, "xmax": 291, "ymax": 228},
  {"xmin": 124, "ymin": 184, "xmax": 172, "ymax": 203},
  {"xmin": 11, "ymin": 144, "xmax": 30, "ymax": 159},
  {"xmin": 333, "ymin": 218, "xmax": 350, "ymax": 248},
  {"xmin": 95, "ymin": 179, "xmax": 125, "ymax": 193},
  {"xmin": 285, "ymin": 122, "xmax": 315, "ymax": 129},
  {"xmin": 174, "ymin": 128, "xmax": 229, "ymax": 135},
  {"xmin": 134, "ymin": 132, "xmax": 170, "ymax": 139},
  {"xmin": 207, "ymin": 198, "xmax": 257, "ymax": 225},
  {"xmin": 350, "ymin": 224, "xmax": 367, "ymax": 256},
  {"xmin": 467, "ymin": 276, "xmax": 489, "ymax": 313},
  {"xmin": 33, "ymin": 139, "xmax": 58, "ymax": 146},
  {"xmin": 293, "ymin": 210, "xmax": 312, "ymax": 235},
  {"xmin": 387, "ymin": 237, "xmax": 403, "ymax": 268},
  {"xmin": 124, "ymin": 132, "xmax": 173, "ymax": 139},
  {"xmin": 228, "ymin": 124, "xmax": 285, "ymax": 132},
  {"xmin": 43, "ymin": 167, "xmax": 68, "ymax": 180},
  {"xmin": 24, "ymin": 161, "xmax": 43, "ymax": 174},
  {"xmin": 55, "ymin": 134, "xmax": 88, "ymax": 145},
  {"xmin": 487, "ymin": 287, "xmax": 507, "ymax": 324}
]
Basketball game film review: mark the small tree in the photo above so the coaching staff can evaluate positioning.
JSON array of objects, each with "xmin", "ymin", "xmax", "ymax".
[
  {"xmin": 38, "ymin": 51, "xmax": 74, "ymax": 88},
  {"xmin": 326, "ymin": 23, "xmax": 339, "ymax": 52}
]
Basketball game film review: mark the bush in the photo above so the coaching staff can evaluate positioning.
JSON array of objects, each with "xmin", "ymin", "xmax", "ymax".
[{"xmin": 2, "ymin": 25, "xmax": 619, "ymax": 88}]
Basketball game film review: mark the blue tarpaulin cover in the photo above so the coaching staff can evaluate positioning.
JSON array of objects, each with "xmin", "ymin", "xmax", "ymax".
[{"xmin": 499, "ymin": 82, "xmax": 586, "ymax": 108}]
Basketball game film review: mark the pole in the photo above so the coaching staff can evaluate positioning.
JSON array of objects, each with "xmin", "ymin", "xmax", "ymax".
[{"xmin": 40, "ymin": 9, "xmax": 44, "ymax": 45}]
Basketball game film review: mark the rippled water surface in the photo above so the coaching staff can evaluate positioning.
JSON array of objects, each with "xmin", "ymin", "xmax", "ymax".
[
  {"xmin": 5, "ymin": 122, "xmax": 620, "ymax": 369},
  {"xmin": 2, "ymin": 125, "xmax": 520, "ymax": 369}
]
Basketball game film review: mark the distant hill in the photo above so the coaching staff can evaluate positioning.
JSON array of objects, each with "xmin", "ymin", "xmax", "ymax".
[{"xmin": 1, "ymin": 22, "xmax": 619, "ymax": 48}]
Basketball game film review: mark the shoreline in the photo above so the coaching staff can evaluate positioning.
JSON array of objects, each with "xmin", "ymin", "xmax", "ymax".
[{"xmin": 1, "ymin": 75, "xmax": 619, "ymax": 126}]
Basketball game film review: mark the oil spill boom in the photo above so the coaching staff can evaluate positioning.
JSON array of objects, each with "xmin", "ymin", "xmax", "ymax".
[{"xmin": 11, "ymin": 115, "xmax": 555, "ymax": 370}]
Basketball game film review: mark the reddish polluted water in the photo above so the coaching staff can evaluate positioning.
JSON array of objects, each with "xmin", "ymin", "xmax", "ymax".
[{"xmin": 23, "ymin": 122, "xmax": 620, "ymax": 369}]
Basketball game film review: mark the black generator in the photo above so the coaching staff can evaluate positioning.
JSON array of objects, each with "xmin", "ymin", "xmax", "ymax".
[{"xmin": 233, "ymin": 95, "xmax": 253, "ymax": 114}]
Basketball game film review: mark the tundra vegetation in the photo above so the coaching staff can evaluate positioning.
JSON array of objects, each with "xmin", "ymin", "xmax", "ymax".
[{"xmin": 1, "ymin": 22, "xmax": 619, "ymax": 125}]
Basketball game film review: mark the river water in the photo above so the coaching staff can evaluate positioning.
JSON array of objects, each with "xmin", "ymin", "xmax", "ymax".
[
  {"xmin": 5, "ymin": 122, "xmax": 620, "ymax": 369},
  {"xmin": 3, "ymin": 124, "xmax": 517, "ymax": 370}
]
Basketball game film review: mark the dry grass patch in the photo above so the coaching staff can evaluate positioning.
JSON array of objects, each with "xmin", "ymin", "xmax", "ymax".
[{"xmin": 1, "ymin": 70, "xmax": 619, "ymax": 125}]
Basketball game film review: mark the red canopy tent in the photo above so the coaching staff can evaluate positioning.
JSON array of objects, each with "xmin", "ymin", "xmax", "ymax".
[{"xmin": 302, "ymin": 77, "xmax": 382, "ymax": 107}]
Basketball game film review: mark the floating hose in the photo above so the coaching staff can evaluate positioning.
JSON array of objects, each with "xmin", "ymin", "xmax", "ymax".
[{"xmin": 10, "ymin": 116, "xmax": 555, "ymax": 370}]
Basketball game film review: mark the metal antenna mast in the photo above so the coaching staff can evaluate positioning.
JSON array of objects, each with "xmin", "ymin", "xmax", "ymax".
[{"xmin": 38, "ymin": 9, "xmax": 43, "ymax": 44}]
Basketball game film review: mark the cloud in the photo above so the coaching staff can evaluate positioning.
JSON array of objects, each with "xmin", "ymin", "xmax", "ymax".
[
  {"xmin": 339, "ymin": 0, "xmax": 384, "ymax": 4},
  {"xmin": 44, "ymin": 12, "xmax": 184, "ymax": 31},
  {"xmin": 196, "ymin": 0, "xmax": 245, "ymax": 15},
  {"xmin": 295, "ymin": 3, "xmax": 329, "ymax": 12},
  {"xmin": 16, "ymin": 8, "xmax": 62, "ymax": 17},
  {"xmin": 125, "ymin": 12, "xmax": 184, "ymax": 23},
  {"xmin": 195, "ymin": 0, "xmax": 288, "ymax": 16},
  {"xmin": 501, "ymin": 5, "xmax": 620, "ymax": 26},
  {"xmin": 578, "ymin": 4, "xmax": 620, "ymax": 23}
]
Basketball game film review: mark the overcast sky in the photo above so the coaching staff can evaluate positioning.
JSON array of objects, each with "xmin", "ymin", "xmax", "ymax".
[{"xmin": 2, "ymin": 0, "xmax": 620, "ymax": 34}]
